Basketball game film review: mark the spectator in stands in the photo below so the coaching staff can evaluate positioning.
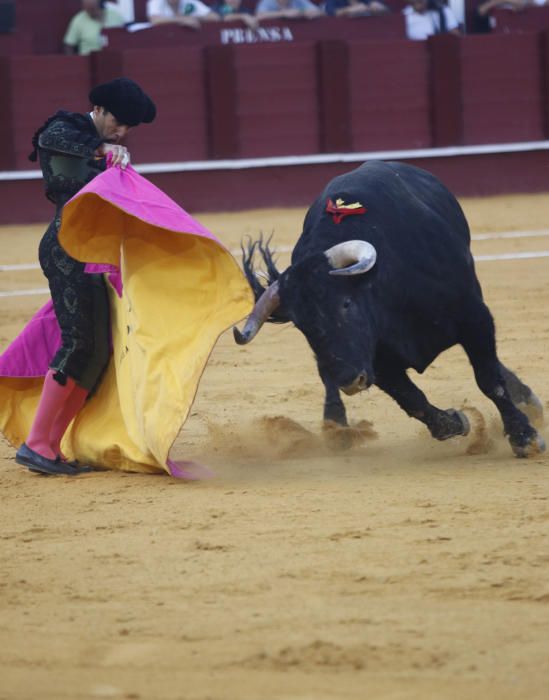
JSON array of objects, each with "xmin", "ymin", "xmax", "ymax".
[
  {"xmin": 403, "ymin": 0, "xmax": 460, "ymax": 40},
  {"xmin": 325, "ymin": 0, "xmax": 390, "ymax": 18},
  {"xmin": 64, "ymin": 0, "xmax": 125, "ymax": 55},
  {"xmin": 106, "ymin": 0, "xmax": 135, "ymax": 23},
  {"xmin": 147, "ymin": 0, "xmax": 220, "ymax": 29},
  {"xmin": 255, "ymin": 0, "xmax": 322, "ymax": 21},
  {"xmin": 214, "ymin": 0, "xmax": 260, "ymax": 28},
  {"xmin": 473, "ymin": 0, "xmax": 545, "ymax": 33}
]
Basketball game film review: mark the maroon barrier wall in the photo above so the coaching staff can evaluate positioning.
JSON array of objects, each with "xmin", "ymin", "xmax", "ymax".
[
  {"xmin": 92, "ymin": 48, "xmax": 208, "ymax": 162},
  {"xmin": 543, "ymin": 30, "xmax": 549, "ymax": 137},
  {"xmin": 431, "ymin": 33, "xmax": 545, "ymax": 146},
  {"xmin": 348, "ymin": 39, "xmax": 431, "ymax": 151},
  {"xmin": 2, "ymin": 11, "xmax": 406, "ymax": 57},
  {"xmin": 0, "ymin": 32, "xmax": 32, "ymax": 56},
  {"xmin": 207, "ymin": 43, "xmax": 320, "ymax": 159},
  {"xmin": 491, "ymin": 6, "xmax": 549, "ymax": 34},
  {"xmin": 0, "ymin": 55, "xmax": 91, "ymax": 170},
  {"xmin": 318, "ymin": 40, "xmax": 431, "ymax": 152},
  {"xmin": 14, "ymin": 0, "xmax": 80, "ymax": 54},
  {"xmin": 104, "ymin": 15, "xmax": 406, "ymax": 52},
  {"xmin": 1, "ymin": 33, "xmax": 549, "ymax": 171},
  {"xmin": 3, "ymin": 149, "xmax": 549, "ymax": 225}
]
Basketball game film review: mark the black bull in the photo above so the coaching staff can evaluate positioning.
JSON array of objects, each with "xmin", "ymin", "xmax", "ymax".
[{"xmin": 234, "ymin": 161, "xmax": 545, "ymax": 457}]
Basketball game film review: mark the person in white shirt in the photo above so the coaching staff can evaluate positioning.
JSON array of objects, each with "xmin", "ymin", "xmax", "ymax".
[
  {"xmin": 403, "ymin": 0, "xmax": 460, "ymax": 40},
  {"xmin": 64, "ymin": 0, "xmax": 125, "ymax": 55},
  {"xmin": 146, "ymin": 0, "xmax": 220, "ymax": 29}
]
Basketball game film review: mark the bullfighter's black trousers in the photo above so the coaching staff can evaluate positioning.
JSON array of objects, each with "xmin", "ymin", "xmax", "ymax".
[{"xmin": 38, "ymin": 215, "xmax": 110, "ymax": 393}]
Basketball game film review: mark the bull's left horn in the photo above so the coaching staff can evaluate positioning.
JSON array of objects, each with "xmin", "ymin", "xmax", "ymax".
[
  {"xmin": 325, "ymin": 240, "xmax": 377, "ymax": 276},
  {"xmin": 233, "ymin": 281, "xmax": 280, "ymax": 345}
]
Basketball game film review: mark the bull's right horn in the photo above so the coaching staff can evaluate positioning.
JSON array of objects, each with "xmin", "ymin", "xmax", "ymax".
[
  {"xmin": 233, "ymin": 281, "xmax": 280, "ymax": 345},
  {"xmin": 325, "ymin": 240, "xmax": 377, "ymax": 276}
]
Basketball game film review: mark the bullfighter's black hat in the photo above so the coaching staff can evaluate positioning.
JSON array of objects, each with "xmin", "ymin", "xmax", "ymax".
[{"xmin": 89, "ymin": 77, "xmax": 156, "ymax": 127}]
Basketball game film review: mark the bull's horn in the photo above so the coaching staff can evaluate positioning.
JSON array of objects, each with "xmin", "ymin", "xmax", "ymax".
[
  {"xmin": 325, "ymin": 240, "xmax": 377, "ymax": 276},
  {"xmin": 233, "ymin": 281, "xmax": 280, "ymax": 345}
]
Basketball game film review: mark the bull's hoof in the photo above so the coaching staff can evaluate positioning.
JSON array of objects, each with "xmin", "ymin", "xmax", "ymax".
[
  {"xmin": 431, "ymin": 409, "xmax": 470, "ymax": 441},
  {"xmin": 322, "ymin": 419, "xmax": 377, "ymax": 452},
  {"xmin": 511, "ymin": 433, "xmax": 546, "ymax": 458}
]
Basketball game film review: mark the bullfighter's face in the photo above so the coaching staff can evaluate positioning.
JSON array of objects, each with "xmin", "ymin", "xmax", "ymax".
[{"xmin": 92, "ymin": 107, "xmax": 131, "ymax": 143}]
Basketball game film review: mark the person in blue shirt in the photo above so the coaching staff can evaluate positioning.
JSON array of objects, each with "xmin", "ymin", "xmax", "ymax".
[
  {"xmin": 214, "ymin": 0, "xmax": 259, "ymax": 28},
  {"xmin": 255, "ymin": 0, "xmax": 322, "ymax": 20},
  {"xmin": 325, "ymin": 0, "xmax": 389, "ymax": 17}
]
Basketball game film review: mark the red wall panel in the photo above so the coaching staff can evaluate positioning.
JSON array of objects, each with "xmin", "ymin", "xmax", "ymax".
[
  {"xmin": 0, "ymin": 33, "xmax": 32, "ymax": 56},
  {"xmin": 348, "ymin": 40, "xmax": 432, "ymax": 151},
  {"xmin": 233, "ymin": 44, "xmax": 319, "ymax": 158},
  {"xmin": 3, "ymin": 149, "xmax": 549, "ymax": 226},
  {"xmin": 0, "ymin": 55, "xmax": 91, "ymax": 170},
  {"xmin": 15, "ymin": 0, "xmax": 81, "ymax": 54},
  {"xmin": 460, "ymin": 34, "xmax": 543, "ymax": 144},
  {"xmin": 92, "ymin": 48, "xmax": 208, "ymax": 162},
  {"xmin": 491, "ymin": 6, "xmax": 549, "ymax": 33},
  {"xmin": 432, "ymin": 33, "xmax": 544, "ymax": 146},
  {"xmin": 207, "ymin": 43, "xmax": 320, "ymax": 159}
]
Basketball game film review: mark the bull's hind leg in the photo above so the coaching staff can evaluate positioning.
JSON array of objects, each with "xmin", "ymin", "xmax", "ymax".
[
  {"xmin": 375, "ymin": 365, "xmax": 470, "ymax": 441},
  {"xmin": 499, "ymin": 363, "xmax": 544, "ymax": 426},
  {"xmin": 460, "ymin": 304, "xmax": 545, "ymax": 457}
]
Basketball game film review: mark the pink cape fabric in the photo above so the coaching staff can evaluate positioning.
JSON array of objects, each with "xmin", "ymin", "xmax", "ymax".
[
  {"xmin": 0, "ymin": 164, "xmax": 247, "ymax": 480},
  {"xmin": 0, "ymin": 163, "xmax": 216, "ymax": 377}
]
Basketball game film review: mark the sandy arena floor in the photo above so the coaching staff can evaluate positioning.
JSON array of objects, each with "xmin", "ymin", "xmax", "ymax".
[{"xmin": 0, "ymin": 193, "xmax": 548, "ymax": 700}]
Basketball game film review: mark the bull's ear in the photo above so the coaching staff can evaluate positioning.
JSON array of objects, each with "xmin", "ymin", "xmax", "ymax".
[{"xmin": 325, "ymin": 240, "xmax": 377, "ymax": 276}]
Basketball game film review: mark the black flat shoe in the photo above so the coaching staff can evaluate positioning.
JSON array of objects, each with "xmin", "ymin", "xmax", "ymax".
[
  {"xmin": 57, "ymin": 456, "xmax": 94, "ymax": 472},
  {"xmin": 16, "ymin": 443, "xmax": 92, "ymax": 476}
]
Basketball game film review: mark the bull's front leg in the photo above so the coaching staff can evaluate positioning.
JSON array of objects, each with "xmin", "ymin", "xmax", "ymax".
[
  {"xmin": 320, "ymin": 370, "xmax": 348, "ymax": 426},
  {"xmin": 375, "ymin": 365, "xmax": 470, "ymax": 441}
]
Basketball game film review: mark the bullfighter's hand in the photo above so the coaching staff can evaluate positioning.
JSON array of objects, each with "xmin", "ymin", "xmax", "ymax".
[{"xmin": 100, "ymin": 143, "xmax": 131, "ymax": 169}]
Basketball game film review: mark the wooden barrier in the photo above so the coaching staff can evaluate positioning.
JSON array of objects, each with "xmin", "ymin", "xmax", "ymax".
[
  {"xmin": 0, "ymin": 54, "xmax": 91, "ymax": 170},
  {"xmin": 3, "ymin": 147, "xmax": 549, "ymax": 225},
  {"xmin": 318, "ymin": 39, "xmax": 431, "ymax": 152},
  {"xmin": 431, "ymin": 33, "xmax": 544, "ymax": 146},
  {"xmin": 348, "ymin": 39, "xmax": 431, "ymax": 151},
  {"xmin": 206, "ymin": 42, "xmax": 320, "ymax": 159},
  {"xmin": 15, "ymin": 0, "xmax": 81, "ymax": 54},
  {"xmin": 0, "ymin": 32, "xmax": 32, "ymax": 56},
  {"xmin": 491, "ymin": 6, "xmax": 549, "ymax": 34},
  {"xmin": 104, "ymin": 15, "xmax": 406, "ymax": 51},
  {"xmin": 0, "ymin": 31, "xmax": 548, "ymax": 173}
]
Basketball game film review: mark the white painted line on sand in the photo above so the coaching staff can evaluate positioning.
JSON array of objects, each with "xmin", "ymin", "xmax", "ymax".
[
  {"xmin": 2, "ymin": 230, "xmax": 549, "ymax": 273},
  {"xmin": 0, "ymin": 288, "xmax": 49, "ymax": 298},
  {"xmin": 0, "ymin": 263, "xmax": 41, "ymax": 271},
  {"xmin": 472, "ymin": 230, "xmax": 549, "ymax": 241},
  {"xmin": 1, "ymin": 250, "xmax": 547, "ymax": 298},
  {"xmin": 474, "ymin": 250, "xmax": 549, "ymax": 262}
]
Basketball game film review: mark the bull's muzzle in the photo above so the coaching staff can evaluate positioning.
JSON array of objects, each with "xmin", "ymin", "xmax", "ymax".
[{"xmin": 341, "ymin": 373, "xmax": 369, "ymax": 396}]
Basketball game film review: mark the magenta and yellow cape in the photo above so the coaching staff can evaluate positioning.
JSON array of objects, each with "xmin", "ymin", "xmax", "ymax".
[{"xmin": 0, "ymin": 165, "xmax": 253, "ymax": 477}]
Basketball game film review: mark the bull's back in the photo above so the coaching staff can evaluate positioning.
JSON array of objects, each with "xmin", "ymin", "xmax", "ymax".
[{"xmin": 295, "ymin": 161, "xmax": 471, "ymax": 261}]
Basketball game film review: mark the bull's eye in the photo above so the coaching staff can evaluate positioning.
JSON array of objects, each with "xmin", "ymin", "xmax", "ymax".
[{"xmin": 342, "ymin": 298, "xmax": 352, "ymax": 310}]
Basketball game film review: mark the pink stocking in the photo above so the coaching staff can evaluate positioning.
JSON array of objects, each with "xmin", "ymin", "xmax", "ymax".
[
  {"xmin": 26, "ymin": 370, "xmax": 77, "ymax": 460},
  {"xmin": 50, "ymin": 383, "xmax": 89, "ymax": 460}
]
